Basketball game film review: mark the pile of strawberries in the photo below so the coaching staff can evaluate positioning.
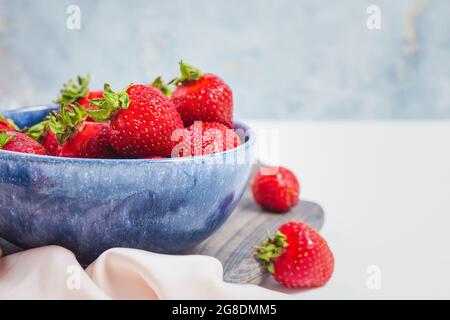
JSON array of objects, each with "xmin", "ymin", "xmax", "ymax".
[{"xmin": 0, "ymin": 61, "xmax": 241, "ymax": 159}]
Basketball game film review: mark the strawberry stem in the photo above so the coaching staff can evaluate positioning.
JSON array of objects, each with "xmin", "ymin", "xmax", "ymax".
[
  {"xmin": 86, "ymin": 83, "xmax": 130, "ymax": 122},
  {"xmin": 49, "ymin": 104, "xmax": 88, "ymax": 145},
  {"xmin": 255, "ymin": 230, "xmax": 288, "ymax": 274},
  {"xmin": 151, "ymin": 76, "xmax": 172, "ymax": 97},
  {"xmin": 0, "ymin": 130, "xmax": 15, "ymax": 149},
  {"xmin": 168, "ymin": 60, "xmax": 202, "ymax": 86},
  {"xmin": 26, "ymin": 118, "xmax": 50, "ymax": 142},
  {"xmin": 55, "ymin": 74, "xmax": 90, "ymax": 105}
]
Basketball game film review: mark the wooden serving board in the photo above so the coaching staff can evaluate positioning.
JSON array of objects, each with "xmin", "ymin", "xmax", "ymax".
[{"xmin": 190, "ymin": 189, "xmax": 324, "ymax": 284}]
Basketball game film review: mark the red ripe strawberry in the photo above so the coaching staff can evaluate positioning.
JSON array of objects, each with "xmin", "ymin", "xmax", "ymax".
[
  {"xmin": 170, "ymin": 61, "xmax": 233, "ymax": 128},
  {"xmin": 26, "ymin": 119, "xmax": 59, "ymax": 156},
  {"xmin": 0, "ymin": 119, "xmax": 12, "ymax": 131},
  {"xmin": 88, "ymin": 84, "xmax": 184, "ymax": 158},
  {"xmin": 87, "ymin": 90, "xmax": 104, "ymax": 100},
  {"xmin": 56, "ymin": 122, "xmax": 112, "ymax": 158},
  {"xmin": 41, "ymin": 129, "xmax": 58, "ymax": 156},
  {"xmin": 256, "ymin": 221, "xmax": 334, "ymax": 288},
  {"xmin": 0, "ymin": 114, "xmax": 19, "ymax": 131},
  {"xmin": 172, "ymin": 128, "xmax": 194, "ymax": 157},
  {"xmin": 0, "ymin": 130, "xmax": 47, "ymax": 155},
  {"xmin": 175, "ymin": 121, "xmax": 241, "ymax": 157},
  {"xmin": 252, "ymin": 166, "xmax": 300, "ymax": 212},
  {"xmin": 49, "ymin": 104, "xmax": 114, "ymax": 158},
  {"xmin": 192, "ymin": 122, "xmax": 241, "ymax": 155}
]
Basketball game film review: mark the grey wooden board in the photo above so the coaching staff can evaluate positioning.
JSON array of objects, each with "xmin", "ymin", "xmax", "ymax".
[{"xmin": 190, "ymin": 189, "xmax": 324, "ymax": 284}]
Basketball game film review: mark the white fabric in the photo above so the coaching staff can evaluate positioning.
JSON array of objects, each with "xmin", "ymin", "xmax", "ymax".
[{"xmin": 0, "ymin": 245, "xmax": 288, "ymax": 300}]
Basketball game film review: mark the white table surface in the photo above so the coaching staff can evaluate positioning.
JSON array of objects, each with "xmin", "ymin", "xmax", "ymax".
[{"xmin": 246, "ymin": 120, "xmax": 450, "ymax": 299}]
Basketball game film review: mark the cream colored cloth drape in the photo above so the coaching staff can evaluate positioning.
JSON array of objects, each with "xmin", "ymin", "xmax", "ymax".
[{"xmin": 0, "ymin": 245, "xmax": 288, "ymax": 300}]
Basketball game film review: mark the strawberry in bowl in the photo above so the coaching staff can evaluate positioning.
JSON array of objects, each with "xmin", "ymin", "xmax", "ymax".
[
  {"xmin": 170, "ymin": 61, "xmax": 233, "ymax": 128},
  {"xmin": 0, "ymin": 65, "xmax": 254, "ymax": 263}
]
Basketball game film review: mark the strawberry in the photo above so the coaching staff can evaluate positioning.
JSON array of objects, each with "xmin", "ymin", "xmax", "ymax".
[
  {"xmin": 56, "ymin": 122, "xmax": 112, "ymax": 158},
  {"xmin": 26, "ymin": 118, "xmax": 59, "ymax": 155},
  {"xmin": 172, "ymin": 128, "xmax": 195, "ymax": 157},
  {"xmin": 170, "ymin": 61, "xmax": 233, "ymax": 128},
  {"xmin": 41, "ymin": 128, "xmax": 59, "ymax": 156},
  {"xmin": 49, "ymin": 104, "xmax": 114, "ymax": 158},
  {"xmin": 0, "ymin": 114, "xmax": 19, "ymax": 131},
  {"xmin": 88, "ymin": 84, "xmax": 184, "ymax": 158},
  {"xmin": 256, "ymin": 221, "xmax": 334, "ymax": 288},
  {"xmin": 0, "ymin": 130, "xmax": 47, "ymax": 155},
  {"xmin": 87, "ymin": 90, "xmax": 104, "ymax": 100},
  {"xmin": 252, "ymin": 166, "xmax": 300, "ymax": 212},
  {"xmin": 175, "ymin": 121, "xmax": 241, "ymax": 157}
]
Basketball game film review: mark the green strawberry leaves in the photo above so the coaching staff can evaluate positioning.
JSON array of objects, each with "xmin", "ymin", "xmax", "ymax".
[
  {"xmin": 169, "ymin": 60, "xmax": 202, "ymax": 86},
  {"xmin": 255, "ymin": 230, "xmax": 288, "ymax": 274},
  {"xmin": 87, "ymin": 83, "xmax": 130, "ymax": 122},
  {"xmin": 26, "ymin": 118, "xmax": 50, "ymax": 142},
  {"xmin": 49, "ymin": 104, "xmax": 88, "ymax": 145},
  {"xmin": 55, "ymin": 74, "xmax": 90, "ymax": 105},
  {"xmin": 0, "ymin": 130, "xmax": 15, "ymax": 149},
  {"xmin": 151, "ymin": 76, "xmax": 172, "ymax": 97}
]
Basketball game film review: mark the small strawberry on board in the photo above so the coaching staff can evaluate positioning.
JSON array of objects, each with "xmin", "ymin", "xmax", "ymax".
[
  {"xmin": 256, "ymin": 221, "xmax": 334, "ymax": 288},
  {"xmin": 252, "ymin": 166, "xmax": 300, "ymax": 212}
]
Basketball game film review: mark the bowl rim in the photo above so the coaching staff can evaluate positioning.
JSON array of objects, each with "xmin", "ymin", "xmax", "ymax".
[{"xmin": 0, "ymin": 105, "xmax": 255, "ymax": 164}]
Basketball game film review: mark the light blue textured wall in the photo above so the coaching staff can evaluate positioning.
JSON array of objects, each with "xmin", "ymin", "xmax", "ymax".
[{"xmin": 0, "ymin": 0, "xmax": 449, "ymax": 118}]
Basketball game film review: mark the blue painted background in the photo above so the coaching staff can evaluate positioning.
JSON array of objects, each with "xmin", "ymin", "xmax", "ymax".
[{"xmin": 0, "ymin": 0, "xmax": 448, "ymax": 118}]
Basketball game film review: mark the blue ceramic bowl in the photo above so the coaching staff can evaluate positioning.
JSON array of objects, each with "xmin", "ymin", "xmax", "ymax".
[{"xmin": 0, "ymin": 105, "xmax": 255, "ymax": 263}]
